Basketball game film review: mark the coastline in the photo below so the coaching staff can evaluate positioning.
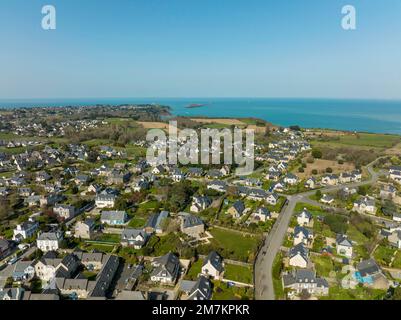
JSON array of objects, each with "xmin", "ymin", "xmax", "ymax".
[{"xmin": 1, "ymin": 98, "xmax": 401, "ymax": 135}]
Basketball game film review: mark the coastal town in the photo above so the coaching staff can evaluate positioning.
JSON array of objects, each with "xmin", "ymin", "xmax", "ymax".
[{"xmin": 1, "ymin": 105, "xmax": 401, "ymax": 301}]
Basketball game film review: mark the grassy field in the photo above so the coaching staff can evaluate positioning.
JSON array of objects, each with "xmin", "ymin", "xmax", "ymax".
[
  {"xmin": 391, "ymin": 251, "xmax": 401, "ymax": 269},
  {"xmin": 82, "ymin": 243, "xmax": 116, "ymax": 253},
  {"xmin": 311, "ymin": 133, "xmax": 401, "ymax": 150},
  {"xmin": 209, "ymin": 228, "xmax": 261, "ymax": 262},
  {"xmin": 311, "ymin": 255, "xmax": 334, "ymax": 277},
  {"xmin": 272, "ymin": 253, "xmax": 285, "ymax": 300},
  {"xmin": 95, "ymin": 233, "xmax": 121, "ymax": 243},
  {"xmin": 128, "ymin": 216, "xmax": 146, "ymax": 228},
  {"xmin": 320, "ymin": 286, "xmax": 386, "ymax": 300},
  {"xmin": 294, "ymin": 202, "xmax": 328, "ymax": 218},
  {"xmin": 212, "ymin": 281, "xmax": 253, "ymax": 300},
  {"xmin": 185, "ymin": 259, "xmax": 203, "ymax": 280},
  {"xmin": 223, "ymin": 264, "xmax": 253, "ymax": 284},
  {"xmin": 373, "ymin": 245, "xmax": 397, "ymax": 266},
  {"xmin": 346, "ymin": 224, "xmax": 369, "ymax": 245}
]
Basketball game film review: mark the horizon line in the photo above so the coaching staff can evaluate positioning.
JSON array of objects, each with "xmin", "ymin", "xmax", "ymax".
[{"xmin": 1, "ymin": 96, "xmax": 401, "ymax": 102}]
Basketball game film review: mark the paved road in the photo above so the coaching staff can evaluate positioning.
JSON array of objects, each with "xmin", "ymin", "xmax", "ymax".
[{"xmin": 254, "ymin": 157, "xmax": 385, "ymax": 300}]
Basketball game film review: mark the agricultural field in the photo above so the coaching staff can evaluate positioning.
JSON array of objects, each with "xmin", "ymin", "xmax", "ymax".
[{"xmin": 310, "ymin": 132, "xmax": 401, "ymax": 150}]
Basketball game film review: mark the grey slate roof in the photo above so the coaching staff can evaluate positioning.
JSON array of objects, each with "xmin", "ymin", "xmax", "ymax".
[
  {"xmin": 188, "ymin": 276, "xmax": 212, "ymax": 300},
  {"xmin": 203, "ymin": 251, "xmax": 224, "ymax": 273},
  {"xmin": 357, "ymin": 258, "xmax": 380, "ymax": 277}
]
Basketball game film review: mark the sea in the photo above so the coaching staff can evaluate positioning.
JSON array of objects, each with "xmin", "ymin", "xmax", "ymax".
[{"xmin": 1, "ymin": 98, "xmax": 401, "ymax": 135}]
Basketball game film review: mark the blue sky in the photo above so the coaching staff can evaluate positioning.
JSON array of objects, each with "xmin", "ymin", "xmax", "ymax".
[{"xmin": 0, "ymin": 0, "xmax": 400, "ymax": 99}]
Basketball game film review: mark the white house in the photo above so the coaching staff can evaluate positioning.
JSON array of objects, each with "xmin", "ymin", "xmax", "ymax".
[
  {"xmin": 284, "ymin": 173, "xmax": 298, "ymax": 186},
  {"xmin": 95, "ymin": 194, "xmax": 116, "ymax": 209},
  {"xmin": 150, "ymin": 252, "xmax": 180, "ymax": 285},
  {"xmin": 289, "ymin": 243, "xmax": 309, "ymax": 268},
  {"xmin": 321, "ymin": 174, "xmax": 339, "ymax": 186},
  {"xmin": 190, "ymin": 196, "xmax": 212, "ymax": 213},
  {"xmin": 13, "ymin": 219, "xmax": 39, "ymax": 241},
  {"xmin": 336, "ymin": 234, "xmax": 353, "ymax": 258},
  {"xmin": 53, "ymin": 204, "xmax": 76, "ymax": 220},
  {"xmin": 283, "ymin": 269, "xmax": 329, "ymax": 297},
  {"xmin": 353, "ymin": 197, "xmax": 377, "ymax": 215},
  {"xmin": 201, "ymin": 251, "xmax": 224, "ymax": 280},
  {"xmin": 252, "ymin": 207, "xmax": 271, "ymax": 222},
  {"xmin": 297, "ymin": 209, "xmax": 312, "ymax": 227},
  {"xmin": 121, "ymin": 228, "xmax": 149, "ymax": 249},
  {"xmin": 36, "ymin": 231, "xmax": 63, "ymax": 252},
  {"xmin": 320, "ymin": 194, "xmax": 334, "ymax": 205},
  {"xmin": 305, "ymin": 177, "xmax": 316, "ymax": 189},
  {"xmin": 101, "ymin": 211, "xmax": 128, "ymax": 226},
  {"xmin": 389, "ymin": 166, "xmax": 401, "ymax": 184},
  {"xmin": 293, "ymin": 226, "xmax": 313, "ymax": 246}
]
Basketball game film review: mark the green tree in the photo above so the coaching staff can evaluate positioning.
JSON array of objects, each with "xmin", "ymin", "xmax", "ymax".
[{"xmin": 312, "ymin": 149, "xmax": 323, "ymax": 159}]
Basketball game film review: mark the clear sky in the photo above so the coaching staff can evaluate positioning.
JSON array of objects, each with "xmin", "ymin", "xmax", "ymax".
[{"xmin": 0, "ymin": 0, "xmax": 400, "ymax": 99}]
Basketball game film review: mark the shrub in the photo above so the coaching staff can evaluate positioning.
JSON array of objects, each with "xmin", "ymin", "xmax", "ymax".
[{"xmin": 312, "ymin": 149, "xmax": 322, "ymax": 159}]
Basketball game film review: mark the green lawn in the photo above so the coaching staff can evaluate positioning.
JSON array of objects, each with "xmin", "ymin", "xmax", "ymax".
[
  {"xmin": 209, "ymin": 228, "xmax": 261, "ymax": 262},
  {"xmin": 224, "ymin": 264, "xmax": 253, "ymax": 284},
  {"xmin": 294, "ymin": 202, "xmax": 327, "ymax": 218},
  {"xmin": 346, "ymin": 224, "xmax": 369, "ymax": 245},
  {"xmin": 185, "ymin": 259, "xmax": 203, "ymax": 280},
  {"xmin": 320, "ymin": 285, "xmax": 386, "ymax": 300},
  {"xmin": 373, "ymin": 245, "xmax": 397, "ymax": 266},
  {"xmin": 95, "ymin": 233, "xmax": 120, "ymax": 243},
  {"xmin": 311, "ymin": 255, "xmax": 334, "ymax": 277},
  {"xmin": 83, "ymin": 243, "xmax": 116, "ymax": 253},
  {"xmin": 128, "ymin": 216, "xmax": 146, "ymax": 228},
  {"xmin": 212, "ymin": 281, "xmax": 253, "ymax": 300},
  {"xmin": 391, "ymin": 251, "xmax": 401, "ymax": 269},
  {"xmin": 272, "ymin": 252, "xmax": 285, "ymax": 300},
  {"xmin": 137, "ymin": 200, "xmax": 160, "ymax": 212}
]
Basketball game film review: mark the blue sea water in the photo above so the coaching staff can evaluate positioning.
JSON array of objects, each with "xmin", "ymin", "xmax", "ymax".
[{"xmin": 1, "ymin": 98, "xmax": 401, "ymax": 135}]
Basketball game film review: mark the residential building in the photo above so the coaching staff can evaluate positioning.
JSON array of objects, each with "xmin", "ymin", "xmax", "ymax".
[
  {"xmin": 144, "ymin": 211, "xmax": 169, "ymax": 234},
  {"xmin": 353, "ymin": 197, "xmax": 377, "ymax": 215},
  {"xmin": 74, "ymin": 219, "xmax": 96, "ymax": 239},
  {"xmin": 190, "ymin": 196, "xmax": 212, "ymax": 213},
  {"xmin": 227, "ymin": 200, "xmax": 245, "ymax": 219},
  {"xmin": 100, "ymin": 211, "xmax": 128, "ymax": 226},
  {"xmin": 180, "ymin": 214, "xmax": 205, "ymax": 239},
  {"xmin": 150, "ymin": 252, "xmax": 180, "ymax": 285},
  {"xmin": 336, "ymin": 234, "xmax": 353, "ymax": 258},
  {"xmin": 187, "ymin": 276, "xmax": 212, "ymax": 300},
  {"xmin": 293, "ymin": 226, "xmax": 313, "ymax": 246},
  {"xmin": 95, "ymin": 194, "xmax": 116, "ymax": 209},
  {"xmin": 13, "ymin": 218, "xmax": 39, "ymax": 241},
  {"xmin": 201, "ymin": 251, "xmax": 224, "ymax": 280},
  {"xmin": 121, "ymin": 228, "xmax": 149, "ymax": 249},
  {"xmin": 53, "ymin": 204, "xmax": 76, "ymax": 220},
  {"xmin": 36, "ymin": 231, "xmax": 63, "ymax": 252},
  {"xmin": 283, "ymin": 269, "xmax": 329, "ymax": 296},
  {"xmin": 289, "ymin": 243, "xmax": 309, "ymax": 268},
  {"xmin": 297, "ymin": 209, "xmax": 312, "ymax": 227}
]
